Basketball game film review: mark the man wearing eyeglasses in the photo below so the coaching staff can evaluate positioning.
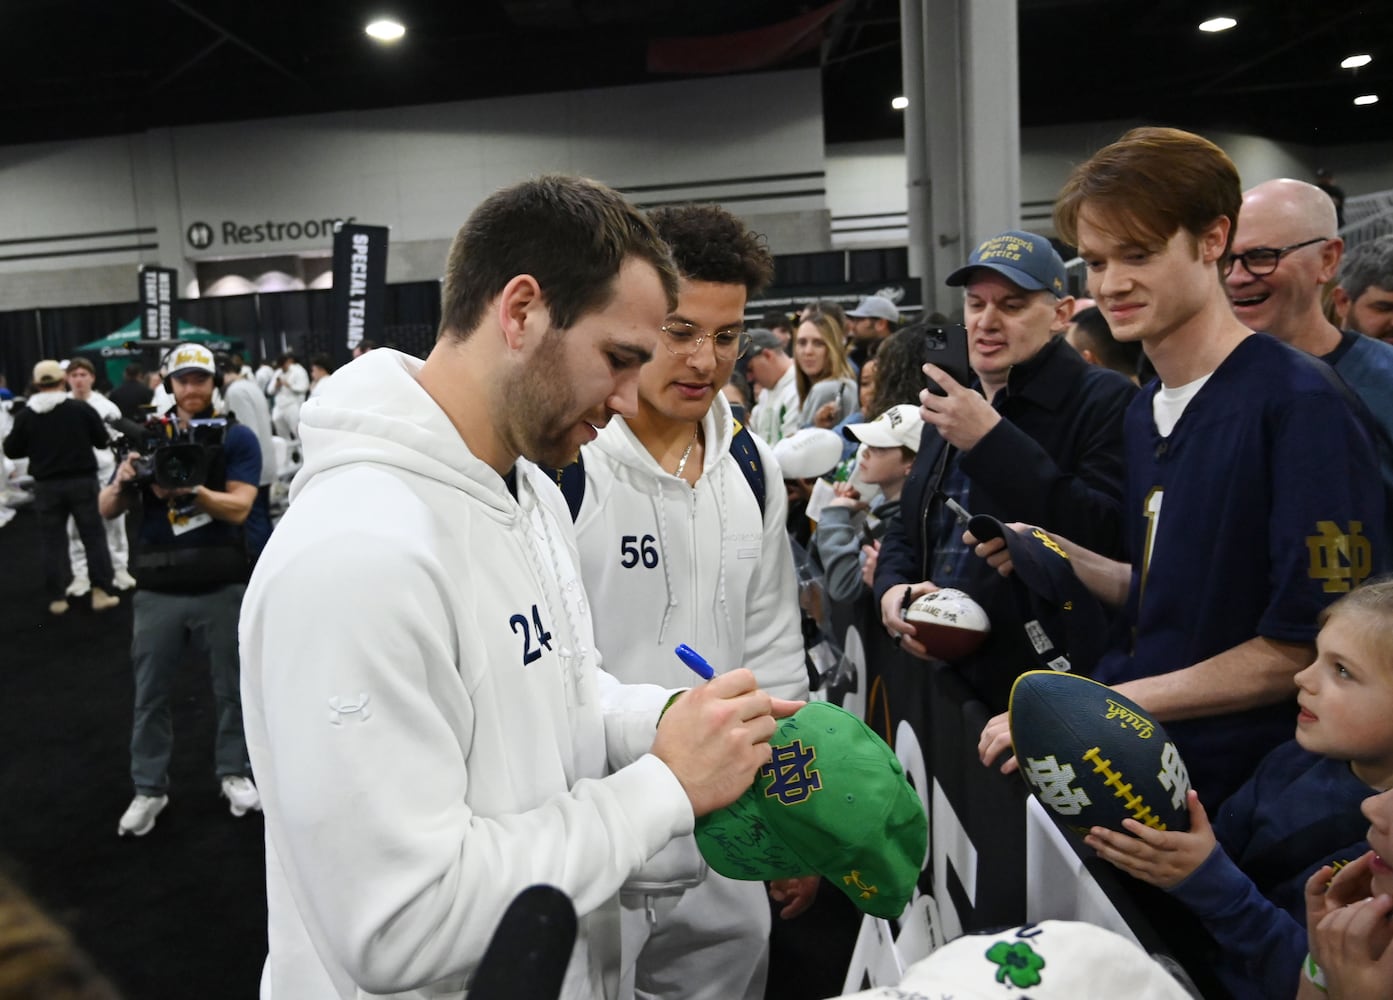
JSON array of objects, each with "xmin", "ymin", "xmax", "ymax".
[
  {"xmin": 569, "ymin": 204, "xmax": 808, "ymax": 1000},
  {"xmin": 1228, "ymin": 179, "xmax": 1393, "ymax": 504}
]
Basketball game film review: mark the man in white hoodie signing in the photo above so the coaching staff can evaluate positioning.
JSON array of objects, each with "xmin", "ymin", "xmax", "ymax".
[
  {"xmin": 566, "ymin": 204, "xmax": 810, "ymax": 1000},
  {"xmin": 238, "ymin": 177, "xmax": 803, "ymax": 1000}
]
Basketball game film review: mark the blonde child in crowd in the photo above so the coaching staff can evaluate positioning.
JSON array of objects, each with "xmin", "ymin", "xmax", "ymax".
[{"xmin": 1087, "ymin": 579, "xmax": 1393, "ymax": 999}]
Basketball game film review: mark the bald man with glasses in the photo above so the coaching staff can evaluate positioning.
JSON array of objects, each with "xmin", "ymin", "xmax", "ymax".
[{"xmin": 1227, "ymin": 177, "xmax": 1393, "ymax": 503}]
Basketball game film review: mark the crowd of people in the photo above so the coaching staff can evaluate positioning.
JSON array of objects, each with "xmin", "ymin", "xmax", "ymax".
[{"xmin": 3, "ymin": 127, "xmax": 1393, "ymax": 999}]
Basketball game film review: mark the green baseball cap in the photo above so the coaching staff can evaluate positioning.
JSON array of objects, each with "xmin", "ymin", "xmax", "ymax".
[{"xmin": 694, "ymin": 702, "xmax": 927, "ymax": 919}]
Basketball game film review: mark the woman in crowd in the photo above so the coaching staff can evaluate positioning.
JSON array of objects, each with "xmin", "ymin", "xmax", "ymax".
[{"xmin": 795, "ymin": 311, "xmax": 857, "ymax": 429}]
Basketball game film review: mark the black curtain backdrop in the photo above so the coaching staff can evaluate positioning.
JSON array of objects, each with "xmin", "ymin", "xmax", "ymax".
[
  {"xmin": 849, "ymin": 247, "xmax": 910, "ymax": 284},
  {"xmin": 772, "ymin": 247, "xmax": 910, "ymax": 289},
  {"xmin": 0, "ymin": 281, "xmax": 445, "ymax": 390},
  {"xmin": 382, "ymin": 280, "xmax": 443, "ymax": 358},
  {"xmin": 37, "ymin": 302, "xmax": 140, "ymax": 390},
  {"xmin": 0, "ymin": 308, "xmax": 41, "ymax": 394},
  {"xmin": 181, "ymin": 294, "xmax": 261, "ymax": 356},
  {"xmin": 255, "ymin": 289, "xmax": 332, "ymax": 363}
]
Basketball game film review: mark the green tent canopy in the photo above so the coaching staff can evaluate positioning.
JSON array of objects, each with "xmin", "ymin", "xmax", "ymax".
[{"xmin": 74, "ymin": 319, "xmax": 245, "ymax": 386}]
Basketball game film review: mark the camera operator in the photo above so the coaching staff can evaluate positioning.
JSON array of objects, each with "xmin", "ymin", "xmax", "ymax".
[{"xmin": 98, "ymin": 344, "xmax": 261, "ymax": 838}]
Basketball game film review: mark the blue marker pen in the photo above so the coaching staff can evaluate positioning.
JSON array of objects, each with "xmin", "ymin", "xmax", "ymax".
[{"xmin": 674, "ymin": 643, "xmax": 715, "ymax": 681}]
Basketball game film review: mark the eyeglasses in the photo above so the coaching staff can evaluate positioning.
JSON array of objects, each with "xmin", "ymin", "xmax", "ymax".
[
  {"xmin": 660, "ymin": 321, "xmax": 751, "ymax": 361},
  {"xmin": 1225, "ymin": 237, "xmax": 1331, "ymax": 277}
]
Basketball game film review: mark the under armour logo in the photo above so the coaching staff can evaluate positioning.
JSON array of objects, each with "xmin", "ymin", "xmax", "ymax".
[
  {"xmin": 328, "ymin": 693, "xmax": 372, "ymax": 725},
  {"xmin": 843, "ymin": 870, "xmax": 879, "ymax": 902}
]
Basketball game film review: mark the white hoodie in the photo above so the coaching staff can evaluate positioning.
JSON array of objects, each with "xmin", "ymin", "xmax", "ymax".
[
  {"xmin": 573, "ymin": 392, "xmax": 806, "ymax": 910},
  {"xmin": 240, "ymin": 349, "xmax": 693, "ymax": 1000},
  {"xmin": 576, "ymin": 393, "xmax": 805, "ymax": 699}
]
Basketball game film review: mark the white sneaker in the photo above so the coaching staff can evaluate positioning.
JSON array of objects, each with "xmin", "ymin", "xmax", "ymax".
[
  {"xmin": 113, "ymin": 569, "xmax": 138, "ymax": 590},
  {"xmin": 66, "ymin": 576, "xmax": 90, "ymax": 597},
  {"xmin": 118, "ymin": 794, "xmax": 168, "ymax": 837},
  {"xmin": 220, "ymin": 776, "xmax": 261, "ymax": 817},
  {"xmin": 90, "ymin": 587, "xmax": 120, "ymax": 612}
]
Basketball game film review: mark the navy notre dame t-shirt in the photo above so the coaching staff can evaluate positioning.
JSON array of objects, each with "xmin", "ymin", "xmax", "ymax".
[{"xmin": 1094, "ymin": 333, "xmax": 1388, "ymax": 806}]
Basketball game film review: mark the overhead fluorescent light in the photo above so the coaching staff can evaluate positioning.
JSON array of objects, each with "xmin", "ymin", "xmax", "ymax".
[
  {"xmin": 891, "ymin": 96, "xmax": 909, "ymax": 110},
  {"xmin": 1198, "ymin": 17, "xmax": 1237, "ymax": 32},
  {"xmin": 1341, "ymin": 54, "xmax": 1373, "ymax": 69},
  {"xmin": 1354, "ymin": 94, "xmax": 1380, "ymax": 106},
  {"xmin": 366, "ymin": 19, "xmax": 406, "ymax": 42}
]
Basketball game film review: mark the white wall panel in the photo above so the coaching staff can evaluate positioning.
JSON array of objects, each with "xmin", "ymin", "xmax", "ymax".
[{"xmin": 0, "ymin": 68, "xmax": 825, "ymax": 304}]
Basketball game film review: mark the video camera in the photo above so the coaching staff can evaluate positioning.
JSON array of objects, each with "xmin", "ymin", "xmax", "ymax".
[{"xmin": 108, "ymin": 413, "xmax": 229, "ymax": 491}]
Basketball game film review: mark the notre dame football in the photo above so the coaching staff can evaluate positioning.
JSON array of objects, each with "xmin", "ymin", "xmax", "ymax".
[{"xmin": 1008, "ymin": 670, "xmax": 1191, "ymax": 835}]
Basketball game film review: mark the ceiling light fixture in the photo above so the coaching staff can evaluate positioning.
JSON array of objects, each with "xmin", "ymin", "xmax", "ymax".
[
  {"xmin": 1198, "ymin": 16, "xmax": 1237, "ymax": 32},
  {"xmin": 891, "ymin": 96, "xmax": 909, "ymax": 110},
  {"xmin": 1341, "ymin": 54, "xmax": 1373, "ymax": 70},
  {"xmin": 365, "ymin": 19, "xmax": 405, "ymax": 42},
  {"xmin": 1354, "ymin": 94, "xmax": 1380, "ymax": 106}
]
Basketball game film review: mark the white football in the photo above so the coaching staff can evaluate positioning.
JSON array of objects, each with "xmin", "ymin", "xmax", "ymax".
[{"xmin": 904, "ymin": 588, "xmax": 990, "ymax": 660}]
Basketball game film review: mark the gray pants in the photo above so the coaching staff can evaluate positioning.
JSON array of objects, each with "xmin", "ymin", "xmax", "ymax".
[{"xmin": 129, "ymin": 585, "xmax": 250, "ymax": 795}]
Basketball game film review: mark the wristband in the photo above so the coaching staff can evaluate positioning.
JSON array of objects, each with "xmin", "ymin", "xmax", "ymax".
[
  {"xmin": 657, "ymin": 691, "xmax": 685, "ymax": 724},
  {"xmin": 1304, "ymin": 952, "xmax": 1328, "ymax": 993}
]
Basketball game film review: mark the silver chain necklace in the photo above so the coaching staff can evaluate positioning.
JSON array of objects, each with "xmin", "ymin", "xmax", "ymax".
[{"xmin": 674, "ymin": 426, "xmax": 700, "ymax": 479}]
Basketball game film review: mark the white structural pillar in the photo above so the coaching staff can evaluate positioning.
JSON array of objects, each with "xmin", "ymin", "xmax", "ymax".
[{"xmin": 902, "ymin": 0, "xmax": 1021, "ymax": 317}]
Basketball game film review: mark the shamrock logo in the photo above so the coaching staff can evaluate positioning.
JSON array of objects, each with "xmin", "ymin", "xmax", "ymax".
[{"xmin": 985, "ymin": 940, "xmax": 1045, "ymax": 988}]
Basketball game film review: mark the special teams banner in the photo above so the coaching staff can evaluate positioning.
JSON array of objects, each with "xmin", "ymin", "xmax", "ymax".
[
  {"xmin": 330, "ymin": 223, "xmax": 389, "ymax": 368},
  {"xmin": 139, "ymin": 266, "xmax": 177, "ymax": 342}
]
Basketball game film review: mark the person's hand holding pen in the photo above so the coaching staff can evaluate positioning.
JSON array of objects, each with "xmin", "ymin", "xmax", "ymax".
[{"xmin": 653, "ymin": 645, "xmax": 805, "ymax": 817}]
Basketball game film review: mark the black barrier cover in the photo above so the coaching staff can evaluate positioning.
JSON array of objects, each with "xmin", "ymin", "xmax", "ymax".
[
  {"xmin": 828, "ymin": 588, "xmax": 1229, "ymax": 993},
  {"xmin": 139, "ymin": 266, "xmax": 176, "ymax": 342},
  {"xmin": 330, "ymin": 223, "xmax": 388, "ymax": 369},
  {"xmin": 833, "ymin": 596, "xmax": 1028, "ymax": 933}
]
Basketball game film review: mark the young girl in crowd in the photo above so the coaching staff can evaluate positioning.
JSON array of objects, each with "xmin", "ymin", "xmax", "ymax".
[{"xmin": 1086, "ymin": 579, "xmax": 1393, "ymax": 999}]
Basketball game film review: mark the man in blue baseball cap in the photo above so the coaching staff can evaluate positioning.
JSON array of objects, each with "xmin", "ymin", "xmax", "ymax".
[
  {"xmin": 945, "ymin": 230, "xmax": 1069, "ymax": 297},
  {"xmin": 874, "ymin": 229, "xmax": 1137, "ymax": 710}
]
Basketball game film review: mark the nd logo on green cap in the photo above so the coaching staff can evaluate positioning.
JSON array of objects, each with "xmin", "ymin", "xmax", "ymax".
[{"xmin": 694, "ymin": 702, "xmax": 927, "ymax": 919}]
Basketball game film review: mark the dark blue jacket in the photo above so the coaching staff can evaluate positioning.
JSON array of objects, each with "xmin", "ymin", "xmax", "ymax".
[{"xmin": 874, "ymin": 335, "xmax": 1135, "ymax": 710}]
